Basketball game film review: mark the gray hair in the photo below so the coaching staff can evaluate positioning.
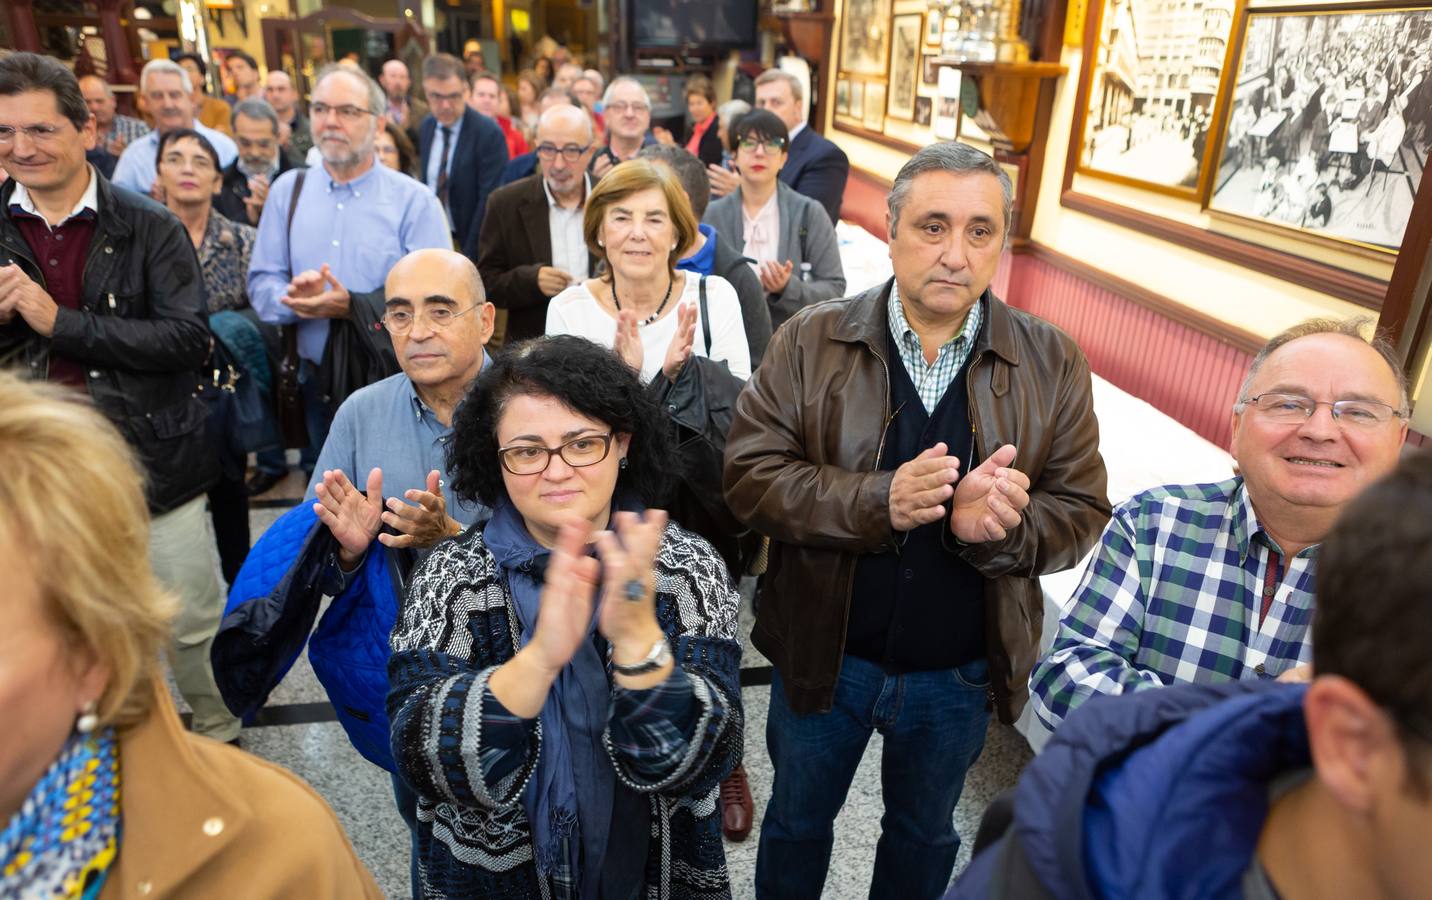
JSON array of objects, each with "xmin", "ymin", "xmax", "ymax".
[
  {"xmin": 313, "ymin": 63, "xmax": 385, "ymax": 117},
  {"xmin": 602, "ymin": 75, "xmax": 651, "ymax": 109},
  {"xmin": 537, "ymin": 103, "xmax": 594, "ymax": 144},
  {"xmin": 887, "ymin": 141, "xmax": 1013, "ymax": 241},
  {"xmin": 140, "ymin": 59, "xmax": 192, "ymax": 94},
  {"xmin": 638, "ymin": 144, "xmax": 711, "ymax": 217},
  {"xmin": 718, "ymin": 98, "xmax": 751, "ymax": 129},
  {"xmin": 1234, "ymin": 317, "xmax": 1410, "ymax": 414},
  {"xmin": 754, "ymin": 68, "xmax": 803, "ymax": 106},
  {"xmin": 231, "ymin": 97, "xmax": 279, "ymax": 135}
]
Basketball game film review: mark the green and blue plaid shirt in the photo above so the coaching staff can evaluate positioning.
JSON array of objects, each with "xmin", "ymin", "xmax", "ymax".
[
  {"xmin": 888, "ymin": 283, "xmax": 982, "ymax": 412},
  {"xmin": 1028, "ymin": 477, "xmax": 1317, "ymax": 733}
]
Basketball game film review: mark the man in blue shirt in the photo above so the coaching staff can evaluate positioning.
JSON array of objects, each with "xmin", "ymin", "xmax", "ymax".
[
  {"xmin": 111, "ymin": 59, "xmax": 237, "ymax": 195},
  {"xmin": 246, "ymin": 63, "xmax": 449, "ymax": 480}
]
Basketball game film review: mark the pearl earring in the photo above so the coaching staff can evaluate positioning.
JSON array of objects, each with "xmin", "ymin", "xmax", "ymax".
[{"xmin": 76, "ymin": 700, "xmax": 99, "ymax": 734}]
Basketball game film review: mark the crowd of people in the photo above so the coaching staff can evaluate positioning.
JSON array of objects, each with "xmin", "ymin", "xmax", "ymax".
[{"xmin": 1, "ymin": 40, "xmax": 1428, "ymax": 900}]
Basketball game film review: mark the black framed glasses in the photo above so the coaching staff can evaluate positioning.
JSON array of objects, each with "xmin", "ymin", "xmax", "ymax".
[
  {"xmin": 310, "ymin": 102, "xmax": 375, "ymax": 122},
  {"xmin": 535, "ymin": 142, "xmax": 593, "ymax": 162},
  {"xmin": 498, "ymin": 433, "xmax": 614, "ymax": 475},
  {"xmin": 1238, "ymin": 392, "xmax": 1407, "ymax": 428},
  {"xmin": 737, "ymin": 136, "xmax": 787, "ymax": 154}
]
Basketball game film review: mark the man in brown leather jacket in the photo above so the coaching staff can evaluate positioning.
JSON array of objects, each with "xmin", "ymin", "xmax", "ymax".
[{"xmin": 724, "ymin": 142, "xmax": 1111, "ymax": 900}]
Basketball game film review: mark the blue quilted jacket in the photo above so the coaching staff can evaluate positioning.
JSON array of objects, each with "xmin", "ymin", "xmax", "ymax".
[{"xmin": 214, "ymin": 503, "xmax": 406, "ymax": 772}]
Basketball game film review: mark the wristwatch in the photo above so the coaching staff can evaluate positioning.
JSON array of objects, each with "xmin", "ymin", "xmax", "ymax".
[{"xmin": 609, "ymin": 637, "xmax": 673, "ymax": 676}]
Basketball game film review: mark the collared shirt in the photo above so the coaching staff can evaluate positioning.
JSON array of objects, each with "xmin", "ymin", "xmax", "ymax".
[
  {"xmin": 424, "ymin": 114, "xmax": 464, "ymax": 195},
  {"xmin": 788, "ymin": 120, "xmax": 808, "ymax": 143},
  {"xmin": 100, "ymin": 114, "xmax": 150, "ymax": 149},
  {"xmin": 741, "ymin": 191, "xmax": 780, "ymax": 269},
  {"xmin": 110, "ymin": 122, "xmax": 239, "ymax": 194},
  {"xmin": 887, "ymin": 281, "xmax": 982, "ymax": 412},
  {"xmin": 9, "ymin": 164, "xmax": 99, "ymax": 227},
  {"xmin": 544, "ymin": 174, "xmax": 590, "ymax": 280},
  {"xmin": 1029, "ymin": 477, "xmax": 1317, "ymax": 732},
  {"xmin": 197, "ymin": 209, "xmax": 256, "ymax": 313},
  {"xmin": 305, "ymin": 367, "xmax": 491, "ymax": 530},
  {"xmin": 247, "ymin": 160, "xmax": 450, "ymax": 362}
]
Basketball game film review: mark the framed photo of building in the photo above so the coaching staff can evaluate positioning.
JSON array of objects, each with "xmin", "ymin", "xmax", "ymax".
[
  {"xmin": 839, "ymin": 0, "xmax": 894, "ymax": 76},
  {"xmin": 865, "ymin": 82, "xmax": 888, "ymax": 130},
  {"xmin": 1072, "ymin": 0, "xmax": 1241, "ymax": 197},
  {"xmin": 888, "ymin": 13, "xmax": 922, "ymax": 120},
  {"xmin": 1206, "ymin": 4, "xmax": 1432, "ymax": 253}
]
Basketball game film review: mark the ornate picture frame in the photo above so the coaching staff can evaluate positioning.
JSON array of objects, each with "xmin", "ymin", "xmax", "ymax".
[
  {"xmin": 838, "ymin": 0, "xmax": 895, "ymax": 76},
  {"xmin": 888, "ymin": 13, "xmax": 923, "ymax": 120}
]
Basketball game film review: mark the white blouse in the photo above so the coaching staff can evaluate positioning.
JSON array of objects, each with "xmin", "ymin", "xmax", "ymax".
[
  {"xmin": 545, "ymin": 273, "xmax": 752, "ymax": 384},
  {"xmin": 741, "ymin": 193, "xmax": 781, "ymax": 274}
]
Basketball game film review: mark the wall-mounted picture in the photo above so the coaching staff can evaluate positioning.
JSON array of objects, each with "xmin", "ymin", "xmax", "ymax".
[
  {"xmin": 915, "ymin": 95, "xmax": 934, "ymax": 126},
  {"xmin": 923, "ymin": 54, "xmax": 940, "ymax": 87},
  {"xmin": 1074, "ymin": 0, "xmax": 1239, "ymax": 194},
  {"xmin": 865, "ymin": 82, "xmax": 888, "ymax": 131},
  {"xmin": 849, "ymin": 80, "xmax": 866, "ymax": 119},
  {"xmin": 836, "ymin": 78, "xmax": 851, "ymax": 115},
  {"xmin": 934, "ymin": 65, "xmax": 960, "ymax": 140},
  {"xmin": 839, "ymin": 0, "xmax": 894, "ymax": 76},
  {"xmin": 925, "ymin": 9, "xmax": 944, "ymax": 45},
  {"xmin": 888, "ymin": 13, "xmax": 922, "ymax": 120},
  {"xmin": 1207, "ymin": 5, "xmax": 1432, "ymax": 252}
]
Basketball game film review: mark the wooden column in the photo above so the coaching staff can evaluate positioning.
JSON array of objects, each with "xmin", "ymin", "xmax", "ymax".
[
  {"xmin": 7, "ymin": 0, "xmax": 42, "ymax": 52},
  {"xmin": 96, "ymin": 0, "xmax": 140, "ymax": 86}
]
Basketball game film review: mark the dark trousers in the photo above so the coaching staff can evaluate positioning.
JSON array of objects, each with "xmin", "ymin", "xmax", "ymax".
[
  {"xmin": 257, "ymin": 360, "xmax": 332, "ymax": 478},
  {"xmin": 391, "ymin": 771, "xmax": 423, "ymax": 899},
  {"xmin": 206, "ymin": 471, "xmax": 250, "ymax": 584},
  {"xmin": 755, "ymin": 654, "xmax": 992, "ymax": 900}
]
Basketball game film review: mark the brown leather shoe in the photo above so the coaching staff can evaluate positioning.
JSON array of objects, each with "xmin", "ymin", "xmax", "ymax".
[{"xmin": 719, "ymin": 764, "xmax": 754, "ymax": 842}]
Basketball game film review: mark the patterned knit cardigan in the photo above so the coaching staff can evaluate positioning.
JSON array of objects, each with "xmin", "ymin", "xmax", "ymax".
[{"xmin": 387, "ymin": 522, "xmax": 744, "ymax": 900}]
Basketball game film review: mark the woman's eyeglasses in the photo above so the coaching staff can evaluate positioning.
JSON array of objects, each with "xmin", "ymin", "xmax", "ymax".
[
  {"xmin": 738, "ymin": 137, "xmax": 787, "ymax": 154},
  {"xmin": 498, "ymin": 433, "xmax": 614, "ymax": 475}
]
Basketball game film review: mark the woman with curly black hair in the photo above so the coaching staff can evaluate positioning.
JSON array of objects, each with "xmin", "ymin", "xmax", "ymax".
[{"xmin": 387, "ymin": 335, "xmax": 744, "ymax": 900}]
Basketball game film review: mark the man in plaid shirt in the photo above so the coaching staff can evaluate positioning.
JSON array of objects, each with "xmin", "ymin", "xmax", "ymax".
[{"xmin": 1030, "ymin": 318, "xmax": 1410, "ymax": 734}]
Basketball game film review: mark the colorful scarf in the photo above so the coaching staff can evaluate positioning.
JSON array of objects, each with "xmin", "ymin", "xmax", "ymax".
[{"xmin": 1, "ymin": 728, "xmax": 121, "ymax": 899}]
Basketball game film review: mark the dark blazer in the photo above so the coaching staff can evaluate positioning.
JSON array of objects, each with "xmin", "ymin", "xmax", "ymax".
[
  {"xmin": 683, "ymin": 118, "xmax": 725, "ymax": 168},
  {"xmin": 476, "ymin": 173, "xmax": 597, "ymax": 343},
  {"xmin": 418, "ymin": 108, "xmax": 509, "ymax": 259},
  {"xmin": 498, "ymin": 150, "xmax": 539, "ymax": 188},
  {"xmin": 781, "ymin": 126, "xmax": 850, "ymax": 224},
  {"xmin": 214, "ymin": 153, "xmax": 301, "ymax": 226}
]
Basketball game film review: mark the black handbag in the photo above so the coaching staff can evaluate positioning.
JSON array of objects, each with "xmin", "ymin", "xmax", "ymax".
[
  {"xmin": 199, "ymin": 333, "xmax": 278, "ymax": 479},
  {"xmin": 275, "ymin": 169, "xmax": 309, "ymax": 449}
]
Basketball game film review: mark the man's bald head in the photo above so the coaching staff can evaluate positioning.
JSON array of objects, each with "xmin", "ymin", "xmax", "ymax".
[
  {"xmin": 537, "ymin": 104, "xmax": 594, "ymax": 145},
  {"xmin": 384, "ymin": 250, "xmax": 493, "ymax": 389}
]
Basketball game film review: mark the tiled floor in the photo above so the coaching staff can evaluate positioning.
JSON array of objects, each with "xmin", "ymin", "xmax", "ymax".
[{"xmin": 179, "ymin": 496, "xmax": 1034, "ymax": 899}]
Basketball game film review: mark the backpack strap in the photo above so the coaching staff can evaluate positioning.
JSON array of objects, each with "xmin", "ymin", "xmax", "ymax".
[{"xmin": 699, "ymin": 274, "xmax": 714, "ymax": 359}]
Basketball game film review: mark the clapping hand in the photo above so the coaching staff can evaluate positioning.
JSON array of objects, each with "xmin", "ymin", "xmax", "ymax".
[
  {"xmin": 282, "ymin": 263, "xmax": 351, "ymax": 319},
  {"xmin": 758, "ymin": 259, "xmax": 795, "ymax": 294},
  {"xmin": 661, "ymin": 302, "xmax": 698, "ymax": 382},
  {"xmin": 707, "ymin": 164, "xmax": 740, "ymax": 197},
  {"xmin": 612, "ymin": 308, "xmax": 643, "ymax": 373},
  {"xmin": 889, "ymin": 442, "xmax": 962, "ymax": 532},
  {"xmin": 313, "ymin": 467, "xmax": 385, "ymax": 568},
  {"xmin": 0, "ymin": 264, "xmax": 60, "ymax": 335},
  {"xmin": 951, "ymin": 444, "xmax": 1031, "ymax": 544},
  {"xmin": 378, "ymin": 469, "xmax": 461, "ymax": 549}
]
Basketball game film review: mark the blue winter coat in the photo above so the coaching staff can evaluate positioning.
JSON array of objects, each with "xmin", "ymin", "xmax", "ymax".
[
  {"xmin": 947, "ymin": 680, "xmax": 1311, "ymax": 900},
  {"xmin": 213, "ymin": 503, "xmax": 408, "ymax": 772}
]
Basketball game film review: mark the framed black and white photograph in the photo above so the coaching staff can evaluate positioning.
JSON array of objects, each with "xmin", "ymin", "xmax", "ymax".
[
  {"xmin": 865, "ymin": 82, "xmax": 888, "ymax": 130},
  {"xmin": 849, "ymin": 80, "xmax": 866, "ymax": 119},
  {"xmin": 925, "ymin": 8, "xmax": 944, "ymax": 45},
  {"xmin": 1207, "ymin": 4, "xmax": 1432, "ymax": 252},
  {"xmin": 915, "ymin": 95, "xmax": 933, "ymax": 126},
  {"xmin": 838, "ymin": 0, "xmax": 894, "ymax": 76},
  {"xmin": 934, "ymin": 64, "xmax": 960, "ymax": 140},
  {"xmin": 836, "ymin": 78, "xmax": 851, "ymax": 115},
  {"xmin": 923, "ymin": 54, "xmax": 941, "ymax": 87},
  {"xmin": 888, "ymin": 13, "xmax": 922, "ymax": 120},
  {"xmin": 1074, "ymin": 0, "xmax": 1240, "ymax": 196}
]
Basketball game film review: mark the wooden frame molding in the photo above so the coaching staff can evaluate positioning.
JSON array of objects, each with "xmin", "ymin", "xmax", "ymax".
[{"xmin": 1011, "ymin": 240, "xmax": 1265, "ymax": 354}]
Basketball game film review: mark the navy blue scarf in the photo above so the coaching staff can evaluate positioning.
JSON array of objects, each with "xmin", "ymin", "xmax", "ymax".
[{"xmin": 483, "ymin": 501, "xmax": 615, "ymax": 897}]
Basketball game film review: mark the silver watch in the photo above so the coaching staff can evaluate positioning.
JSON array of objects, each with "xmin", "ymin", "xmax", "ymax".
[{"xmin": 609, "ymin": 637, "xmax": 672, "ymax": 676}]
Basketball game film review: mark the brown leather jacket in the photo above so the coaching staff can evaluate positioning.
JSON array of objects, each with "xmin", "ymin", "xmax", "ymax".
[{"xmin": 723, "ymin": 280, "xmax": 1110, "ymax": 722}]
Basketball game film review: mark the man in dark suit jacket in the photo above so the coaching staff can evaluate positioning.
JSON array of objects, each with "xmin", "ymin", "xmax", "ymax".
[
  {"xmin": 713, "ymin": 68, "xmax": 847, "ymax": 224},
  {"xmin": 477, "ymin": 105, "xmax": 598, "ymax": 345},
  {"xmin": 417, "ymin": 53, "xmax": 508, "ymax": 259}
]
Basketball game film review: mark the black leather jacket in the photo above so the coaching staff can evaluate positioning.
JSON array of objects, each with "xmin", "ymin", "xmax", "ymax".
[{"xmin": 0, "ymin": 174, "xmax": 218, "ymax": 514}]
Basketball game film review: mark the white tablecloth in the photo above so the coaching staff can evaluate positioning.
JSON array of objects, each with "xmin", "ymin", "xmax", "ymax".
[{"xmin": 834, "ymin": 220, "xmax": 1237, "ymax": 749}]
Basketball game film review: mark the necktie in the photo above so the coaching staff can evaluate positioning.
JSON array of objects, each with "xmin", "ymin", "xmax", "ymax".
[{"xmin": 436, "ymin": 125, "xmax": 452, "ymax": 210}]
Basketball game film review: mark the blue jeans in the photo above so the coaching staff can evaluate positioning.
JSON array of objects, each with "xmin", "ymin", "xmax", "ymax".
[
  {"xmin": 391, "ymin": 771, "xmax": 422, "ymax": 899},
  {"xmin": 755, "ymin": 655, "xmax": 992, "ymax": 900}
]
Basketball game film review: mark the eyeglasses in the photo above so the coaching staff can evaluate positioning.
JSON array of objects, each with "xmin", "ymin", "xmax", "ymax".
[
  {"xmin": 738, "ymin": 137, "xmax": 787, "ymax": 155},
  {"xmin": 0, "ymin": 123, "xmax": 69, "ymax": 145},
  {"xmin": 426, "ymin": 89, "xmax": 467, "ymax": 106},
  {"xmin": 535, "ymin": 142, "xmax": 592, "ymax": 162},
  {"xmin": 381, "ymin": 304, "xmax": 480, "ymax": 335},
  {"xmin": 499, "ymin": 433, "xmax": 614, "ymax": 475},
  {"xmin": 159, "ymin": 152, "xmax": 217, "ymax": 172},
  {"xmin": 1238, "ymin": 392, "xmax": 1408, "ymax": 427},
  {"xmin": 310, "ymin": 102, "xmax": 375, "ymax": 122},
  {"xmin": 606, "ymin": 102, "xmax": 650, "ymax": 114}
]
